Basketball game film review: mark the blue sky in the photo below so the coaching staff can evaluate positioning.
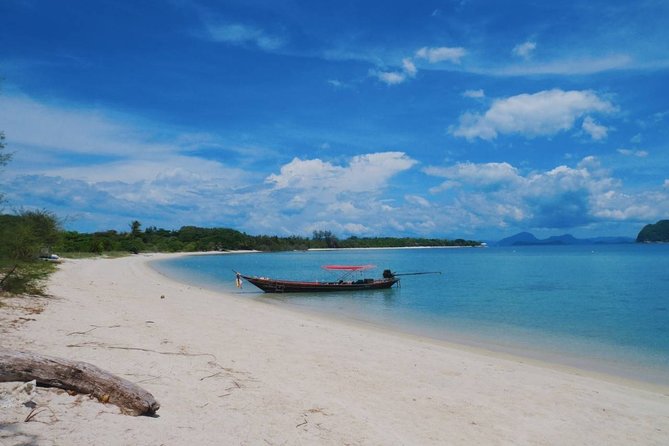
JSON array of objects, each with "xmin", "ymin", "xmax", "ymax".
[{"xmin": 1, "ymin": 0, "xmax": 668, "ymax": 240}]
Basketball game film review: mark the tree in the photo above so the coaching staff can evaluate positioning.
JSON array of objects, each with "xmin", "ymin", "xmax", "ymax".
[
  {"xmin": 0, "ymin": 132, "xmax": 10, "ymax": 166},
  {"xmin": 0, "ymin": 131, "xmax": 12, "ymax": 205},
  {"xmin": 0, "ymin": 210, "xmax": 61, "ymax": 261},
  {"xmin": 0, "ymin": 210, "xmax": 61, "ymax": 295},
  {"xmin": 130, "ymin": 220, "xmax": 142, "ymax": 238},
  {"xmin": 312, "ymin": 230, "xmax": 339, "ymax": 248}
]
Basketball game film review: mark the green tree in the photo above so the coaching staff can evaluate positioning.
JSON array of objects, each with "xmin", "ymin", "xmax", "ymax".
[
  {"xmin": 130, "ymin": 220, "xmax": 142, "ymax": 237},
  {"xmin": 0, "ymin": 210, "xmax": 61, "ymax": 261},
  {"xmin": 312, "ymin": 230, "xmax": 339, "ymax": 248}
]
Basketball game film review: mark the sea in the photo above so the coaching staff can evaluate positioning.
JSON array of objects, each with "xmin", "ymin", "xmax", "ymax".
[{"xmin": 151, "ymin": 244, "xmax": 669, "ymax": 386}]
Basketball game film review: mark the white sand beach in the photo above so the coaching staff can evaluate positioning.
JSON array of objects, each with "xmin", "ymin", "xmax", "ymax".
[{"xmin": 2, "ymin": 253, "xmax": 668, "ymax": 445}]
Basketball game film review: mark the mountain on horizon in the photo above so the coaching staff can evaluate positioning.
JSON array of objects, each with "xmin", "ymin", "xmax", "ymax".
[{"xmin": 497, "ymin": 232, "xmax": 635, "ymax": 246}]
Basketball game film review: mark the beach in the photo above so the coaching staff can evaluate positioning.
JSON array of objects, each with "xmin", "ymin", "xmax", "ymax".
[{"xmin": 2, "ymin": 253, "xmax": 668, "ymax": 445}]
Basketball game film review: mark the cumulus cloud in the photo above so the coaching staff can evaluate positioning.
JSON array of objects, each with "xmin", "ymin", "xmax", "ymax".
[
  {"xmin": 415, "ymin": 46, "xmax": 466, "ymax": 64},
  {"xmin": 581, "ymin": 116, "xmax": 609, "ymax": 140},
  {"xmin": 204, "ymin": 22, "xmax": 284, "ymax": 50},
  {"xmin": 451, "ymin": 89, "xmax": 616, "ymax": 141},
  {"xmin": 425, "ymin": 162, "xmax": 521, "ymax": 191},
  {"xmin": 248, "ymin": 152, "xmax": 421, "ymax": 235},
  {"xmin": 266, "ymin": 152, "xmax": 416, "ymax": 195},
  {"xmin": 423, "ymin": 156, "xmax": 669, "ymax": 231},
  {"xmin": 512, "ymin": 41, "xmax": 537, "ymax": 59}
]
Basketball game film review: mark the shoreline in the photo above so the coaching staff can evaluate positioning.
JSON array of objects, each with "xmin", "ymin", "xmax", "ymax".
[
  {"xmin": 257, "ymin": 295, "xmax": 669, "ymax": 392},
  {"xmin": 2, "ymin": 253, "xmax": 668, "ymax": 445},
  {"xmin": 153, "ymin": 251, "xmax": 669, "ymax": 391}
]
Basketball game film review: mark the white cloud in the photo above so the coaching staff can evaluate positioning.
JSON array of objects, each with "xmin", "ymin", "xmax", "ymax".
[
  {"xmin": 51, "ymin": 156, "xmax": 247, "ymax": 185},
  {"xmin": 375, "ymin": 71, "xmax": 407, "ymax": 85},
  {"xmin": 374, "ymin": 57, "xmax": 418, "ymax": 85},
  {"xmin": 463, "ymin": 89, "xmax": 485, "ymax": 99},
  {"xmin": 422, "ymin": 156, "xmax": 669, "ymax": 231},
  {"xmin": 402, "ymin": 58, "xmax": 417, "ymax": 77},
  {"xmin": 653, "ymin": 111, "xmax": 669, "ymax": 122},
  {"xmin": 246, "ymin": 152, "xmax": 420, "ymax": 235},
  {"xmin": 1, "ymin": 93, "xmax": 437, "ymax": 237},
  {"xmin": 617, "ymin": 148, "xmax": 648, "ymax": 158},
  {"xmin": 425, "ymin": 162, "xmax": 522, "ymax": 191},
  {"xmin": 0, "ymin": 93, "xmax": 269, "ymax": 230},
  {"xmin": 204, "ymin": 22, "xmax": 284, "ymax": 50},
  {"xmin": 416, "ymin": 46, "xmax": 466, "ymax": 64},
  {"xmin": 512, "ymin": 41, "xmax": 537, "ymax": 59},
  {"xmin": 0, "ymin": 94, "xmax": 173, "ymax": 157},
  {"xmin": 581, "ymin": 116, "xmax": 609, "ymax": 140},
  {"xmin": 664, "ymin": 180, "xmax": 669, "ymax": 189},
  {"xmin": 325, "ymin": 201, "xmax": 361, "ymax": 216},
  {"xmin": 491, "ymin": 54, "xmax": 634, "ymax": 76},
  {"xmin": 451, "ymin": 89, "xmax": 616, "ymax": 141},
  {"xmin": 405, "ymin": 195, "xmax": 430, "ymax": 207},
  {"xmin": 266, "ymin": 152, "xmax": 416, "ymax": 195},
  {"xmin": 0, "ymin": 93, "xmax": 255, "ymax": 185},
  {"xmin": 372, "ymin": 45, "xmax": 465, "ymax": 87},
  {"xmin": 303, "ymin": 220, "xmax": 370, "ymax": 236}
]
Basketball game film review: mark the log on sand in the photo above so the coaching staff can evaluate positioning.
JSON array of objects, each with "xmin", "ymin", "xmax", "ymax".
[{"xmin": 0, "ymin": 347, "xmax": 160, "ymax": 416}]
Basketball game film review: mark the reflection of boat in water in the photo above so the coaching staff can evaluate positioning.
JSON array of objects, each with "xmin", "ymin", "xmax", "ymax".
[{"xmin": 235, "ymin": 264, "xmax": 400, "ymax": 293}]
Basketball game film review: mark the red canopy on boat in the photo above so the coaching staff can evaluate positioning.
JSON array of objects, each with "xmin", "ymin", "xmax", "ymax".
[{"xmin": 322, "ymin": 264, "xmax": 375, "ymax": 271}]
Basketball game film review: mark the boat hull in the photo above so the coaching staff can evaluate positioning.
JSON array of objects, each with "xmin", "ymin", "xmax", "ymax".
[{"xmin": 239, "ymin": 275, "xmax": 399, "ymax": 293}]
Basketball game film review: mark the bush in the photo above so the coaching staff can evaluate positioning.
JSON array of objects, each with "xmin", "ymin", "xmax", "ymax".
[
  {"xmin": 0, "ymin": 210, "xmax": 61, "ymax": 261},
  {"xmin": 0, "ymin": 210, "xmax": 61, "ymax": 295},
  {"xmin": 0, "ymin": 261, "xmax": 56, "ymax": 295}
]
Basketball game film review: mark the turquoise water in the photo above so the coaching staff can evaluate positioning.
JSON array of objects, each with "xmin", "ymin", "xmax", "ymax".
[{"xmin": 152, "ymin": 245, "xmax": 669, "ymax": 385}]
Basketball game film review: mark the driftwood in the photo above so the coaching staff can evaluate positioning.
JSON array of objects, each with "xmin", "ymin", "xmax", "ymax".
[{"xmin": 0, "ymin": 347, "xmax": 160, "ymax": 416}]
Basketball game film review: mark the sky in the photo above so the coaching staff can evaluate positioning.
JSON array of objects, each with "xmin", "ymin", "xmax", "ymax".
[{"xmin": 1, "ymin": 0, "xmax": 668, "ymax": 240}]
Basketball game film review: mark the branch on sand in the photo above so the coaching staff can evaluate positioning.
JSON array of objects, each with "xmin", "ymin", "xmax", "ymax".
[
  {"xmin": 0, "ymin": 347, "xmax": 160, "ymax": 416},
  {"xmin": 66, "ymin": 341, "xmax": 217, "ymax": 360}
]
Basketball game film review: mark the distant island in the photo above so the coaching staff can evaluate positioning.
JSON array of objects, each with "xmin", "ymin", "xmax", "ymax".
[
  {"xmin": 497, "ymin": 232, "xmax": 635, "ymax": 246},
  {"xmin": 636, "ymin": 220, "xmax": 669, "ymax": 243}
]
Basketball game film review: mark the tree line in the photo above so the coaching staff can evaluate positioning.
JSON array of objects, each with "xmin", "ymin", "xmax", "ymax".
[
  {"xmin": 1, "ymin": 213, "xmax": 480, "ymax": 294},
  {"xmin": 56, "ymin": 222, "xmax": 481, "ymax": 254}
]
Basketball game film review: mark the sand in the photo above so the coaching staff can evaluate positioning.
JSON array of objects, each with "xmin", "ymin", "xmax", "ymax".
[{"xmin": 1, "ymin": 253, "xmax": 668, "ymax": 445}]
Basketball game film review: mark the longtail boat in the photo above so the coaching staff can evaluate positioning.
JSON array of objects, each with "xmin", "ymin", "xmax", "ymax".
[{"xmin": 235, "ymin": 264, "xmax": 400, "ymax": 293}]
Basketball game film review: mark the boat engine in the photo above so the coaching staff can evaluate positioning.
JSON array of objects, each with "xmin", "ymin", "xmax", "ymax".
[{"xmin": 382, "ymin": 269, "xmax": 395, "ymax": 279}]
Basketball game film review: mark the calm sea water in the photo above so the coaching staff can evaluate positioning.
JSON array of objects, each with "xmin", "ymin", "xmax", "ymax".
[{"xmin": 152, "ymin": 245, "xmax": 669, "ymax": 385}]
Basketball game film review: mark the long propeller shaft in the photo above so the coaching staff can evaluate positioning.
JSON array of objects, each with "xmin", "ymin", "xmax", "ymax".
[{"xmin": 393, "ymin": 271, "xmax": 441, "ymax": 276}]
